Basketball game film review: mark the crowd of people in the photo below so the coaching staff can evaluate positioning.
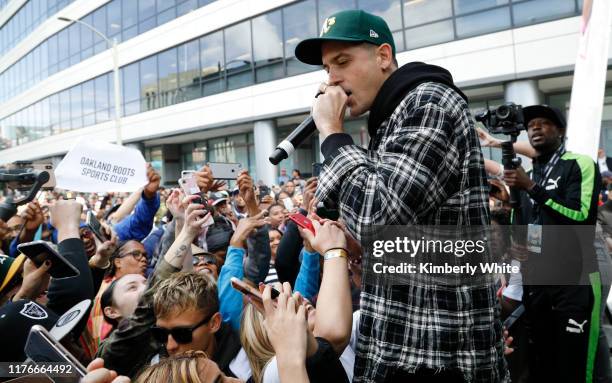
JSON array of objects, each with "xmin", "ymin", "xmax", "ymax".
[{"xmin": 0, "ymin": 157, "xmax": 373, "ymax": 382}]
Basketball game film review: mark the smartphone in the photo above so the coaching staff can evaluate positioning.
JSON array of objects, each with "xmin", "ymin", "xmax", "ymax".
[
  {"xmin": 208, "ymin": 162, "xmax": 242, "ymax": 180},
  {"xmin": 17, "ymin": 241, "xmax": 80, "ymax": 279},
  {"xmin": 230, "ymin": 277, "xmax": 280, "ymax": 304},
  {"xmin": 25, "ymin": 325, "xmax": 87, "ymax": 378},
  {"xmin": 98, "ymin": 194, "xmax": 110, "ymax": 211},
  {"xmin": 86, "ymin": 210, "xmax": 108, "ymax": 242},
  {"xmin": 259, "ymin": 185, "xmax": 271, "ymax": 202},
  {"xmin": 282, "ymin": 197, "xmax": 294, "ymax": 211},
  {"xmin": 503, "ymin": 304, "xmax": 525, "ymax": 329},
  {"xmin": 179, "ymin": 177, "xmax": 200, "ymax": 196},
  {"xmin": 316, "ymin": 201, "xmax": 340, "ymax": 221},
  {"xmin": 33, "ymin": 163, "xmax": 56, "ymax": 190},
  {"xmin": 312, "ymin": 162, "xmax": 323, "ymax": 177},
  {"xmin": 181, "ymin": 170, "xmax": 196, "ymax": 178},
  {"xmin": 288, "ymin": 213, "xmax": 315, "ymax": 235}
]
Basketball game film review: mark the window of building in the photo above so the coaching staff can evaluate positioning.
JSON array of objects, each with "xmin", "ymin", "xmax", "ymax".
[
  {"xmin": 405, "ymin": 20, "xmax": 454, "ymax": 50},
  {"xmin": 58, "ymin": 28, "xmax": 70, "ymax": 71},
  {"xmin": 454, "ymin": 0, "xmax": 508, "ymax": 15},
  {"xmin": 48, "ymin": 34, "xmax": 59, "ymax": 74},
  {"xmin": 455, "ymin": 6, "xmax": 511, "ymax": 38},
  {"xmin": 512, "ymin": 0, "xmax": 576, "ymax": 27},
  {"xmin": 200, "ymin": 31, "xmax": 225, "ymax": 96},
  {"xmin": 122, "ymin": 62, "xmax": 141, "ymax": 116},
  {"xmin": 137, "ymin": 0, "xmax": 156, "ymax": 34},
  {"xmin": 209, "ymin": 137, "xmax": 229, "ymax": 163},
  {"xmin": 157, "ymin": 4, "xmax": 177, "ymax": 25},
  {"xmin": 70, "ymin": 84, "xmax": 83, "ymax": 130},
  {"xmin": 247, "ymin": 132, "xmax": 256, "ymax": 179},
  {"xmin": 82, "ymin": 79, "xmax": 96, "ymax": 127},
  {"xmin": 193, "ymin": 141, "xmax": 208, "ymax": 167},
  {"xmin": 81, "ymin": 14, "xmax": 95, "ymax": 61},
  {"xmin": 95, "ymin": 74, "xmax": 111, "ymax": 123},
  {"xmin": 0, "ymin": 0, "xmax": 219, "ymax": 104},
  {"xmin": 107, "ymin": 0, "xmax": 122, "ymax": 41},
  {"xmin": 403, "ymin": 0, "xmax": 452, "ymax": 28},
  {"xmin": 178, "ymin": 39, "xmax": 202, "ymax": 102},
  {"xmin": 145, "ymin": 146, "xmax": 164, "ymax": 173},
  {"xmin": 253, "ymin": 11, "xmax": 284, "ymax": 83},
  {"xmin": 225, "ymin": 21, "xmax": 253, "ymax": 90},
  {"xmin": 178, "ymin": 0, "xmax": 198, "ymax": 17},
  {"xmin": 0, "ymin": 0, "xmax": 76, "ymax": 57},
  {"xmin": 122, "ymin": 0, "xmax": 138, "ymax": 40},
  {"xmin": 140, "ymin": 55, "xmax": 159, "ymax": 112},
  {"xmin": 158, "ymin": 47, "xmax": 179, "ymax": 108},
  {"xmin": 283, "ymin": 0, "xmax": 317, "ymax": 76},
  {"xmin": 179, "ymin": 134, "xmax": 253, "ymax": 177},
  {"xmin": 93, "ymin": 6, "xmax": 108, "ymax": 55},
  {"xmin": 358, "ymin": 0, "xmax": 403, "ymax": 31},
  {"xmin": 58, "ymin": 89, "xmax": 71, "ymax": 132},
  {"xmin": 49, "ymin": 94, "xmax": 61, "ymax": 134}
]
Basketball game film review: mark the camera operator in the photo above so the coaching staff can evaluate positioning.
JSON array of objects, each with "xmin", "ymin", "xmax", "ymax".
[
  {"xmin": 296, "ymin": 9, "xmax": 504, "ymax": 383},
  {"xmin": 503, "ymin": 105, "xmax": 602, "ymax": 382}
]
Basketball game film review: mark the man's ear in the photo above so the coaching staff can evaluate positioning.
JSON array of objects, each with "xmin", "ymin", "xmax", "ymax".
[
  {"xmin": 376, "ymin": 43, "xmax": 394, "ymax": 70},
  {"xmin": 209, "ymin": 312, "xmax": 222, "ymax": 334}
]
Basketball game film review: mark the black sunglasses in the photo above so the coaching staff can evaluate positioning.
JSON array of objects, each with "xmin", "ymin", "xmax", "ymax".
[
  {"xmin": 151, "ymin": 312, "xmax": 215, "ymax": 344},
  {"xmin": 192, "ymin": 254, "xmax": 217, "ymax": 267}
]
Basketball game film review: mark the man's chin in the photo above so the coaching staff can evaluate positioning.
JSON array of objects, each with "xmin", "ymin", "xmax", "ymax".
[{"xmin": 348, "ymin": 106, "xmax": 365, "ymax": 117}]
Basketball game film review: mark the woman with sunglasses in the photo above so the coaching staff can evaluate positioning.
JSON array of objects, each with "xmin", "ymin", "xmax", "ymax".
[{"xmin": 192, "ymin": 244, "xmax": 219, "ymax": 280}]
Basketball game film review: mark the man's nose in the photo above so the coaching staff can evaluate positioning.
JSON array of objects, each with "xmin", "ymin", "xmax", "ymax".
[
  {"xmin": 529, "ymin": 123, "xmax": 542, "ymax": 132},
  {"xmin": 327, "ymin": 69, "xmax": 342, "ymax": 86},
  {"xmin": 166, "ymin": 335, "xmax": 179, "ymax": 353}
]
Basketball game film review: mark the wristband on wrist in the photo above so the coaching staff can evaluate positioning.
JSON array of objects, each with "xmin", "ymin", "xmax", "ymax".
[{"xmin": 323, "ymin": 248, "xmax": 348, "ymax": 261}]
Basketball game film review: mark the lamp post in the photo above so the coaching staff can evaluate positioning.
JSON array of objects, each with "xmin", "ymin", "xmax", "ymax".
[{"xmin": 58, "ymin": 16, "xmax": 123, "ymax": 145}]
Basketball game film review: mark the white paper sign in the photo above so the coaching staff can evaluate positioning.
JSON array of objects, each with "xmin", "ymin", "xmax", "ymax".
[
  {"xmin": 55, "ymin": 139, "xmax": 148, "ymax": 192},
  {"xmin": 566, "ymin": 0, "xmax": 612, "ymax": 159}
]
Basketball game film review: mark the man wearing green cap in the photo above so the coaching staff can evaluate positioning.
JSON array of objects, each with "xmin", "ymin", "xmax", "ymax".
[{"xmin": 296, "ymin": 9, "xmax": 506, "ymax": 383}]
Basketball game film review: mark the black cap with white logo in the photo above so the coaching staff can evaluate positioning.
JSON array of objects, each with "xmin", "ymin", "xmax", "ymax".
[{"xmin": 0, "ymin": 299, "xmax": 91, "ymax": 362}]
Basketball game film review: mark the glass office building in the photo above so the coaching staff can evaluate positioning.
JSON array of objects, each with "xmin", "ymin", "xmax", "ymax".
[{"xmin": 0, "ymin": 0, "xmax": 606, "ymax": 185}]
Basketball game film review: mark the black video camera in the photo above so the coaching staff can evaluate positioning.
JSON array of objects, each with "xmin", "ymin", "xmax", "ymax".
[
  {"xmin": 474, "ymin": 103, "xmax": 525, "ymax": 137},
  {"xmin": 475, "ymin": 103, "xmax": 526, "ymax": 208},
  {"xmin": 0, "ymin": 162, "xmax": 52, "ymax": 221}
]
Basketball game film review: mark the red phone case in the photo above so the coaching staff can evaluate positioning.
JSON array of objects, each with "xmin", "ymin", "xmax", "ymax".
[{"xmin": 288, "ymin": 213, "xmax": 315, "ymax": 234}]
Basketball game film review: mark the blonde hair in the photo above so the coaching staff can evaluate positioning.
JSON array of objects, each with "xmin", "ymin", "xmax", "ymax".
[
  {"xmin": 153, "ymin": 272, "xmax": 218, "ymax": 319},
  {"xmin": 135, "ymin": 350, "xmax": 210, "ymax": 383},
  {"xmin": 240, "ymin": 304, "xmax": 275, "ymax": 383}
]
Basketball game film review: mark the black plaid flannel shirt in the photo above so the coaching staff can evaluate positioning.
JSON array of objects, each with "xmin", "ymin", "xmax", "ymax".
[{"xmin": 316, "ymin": 82, "xmax": 508, "ymax": 382}]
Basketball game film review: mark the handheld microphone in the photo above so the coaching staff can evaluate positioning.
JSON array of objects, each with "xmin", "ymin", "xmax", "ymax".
[{"xmin": 269, "ymin": 116, "xmax": 316, "ymax": 165}]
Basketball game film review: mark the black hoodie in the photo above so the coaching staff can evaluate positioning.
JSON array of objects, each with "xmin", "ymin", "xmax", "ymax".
[{"xmin": 321, "ymin": 62, "xmax": 467, "ymax": 159}]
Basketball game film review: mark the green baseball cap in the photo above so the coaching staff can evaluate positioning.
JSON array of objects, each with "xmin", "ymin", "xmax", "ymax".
[{"xmin": 295, "ymin": 9, "xmax": 395, "ymax": 65}]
